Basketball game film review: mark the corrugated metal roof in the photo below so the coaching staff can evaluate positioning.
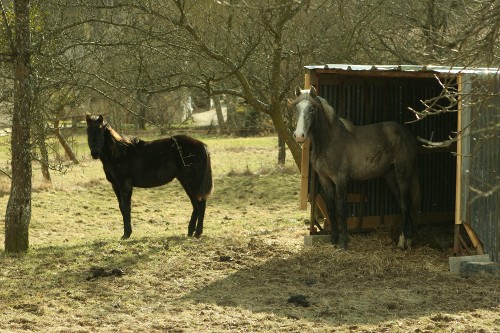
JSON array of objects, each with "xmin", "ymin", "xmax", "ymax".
[{"xmin": 305, "ymin": 64, "xmax": 500, "ymax": 75}]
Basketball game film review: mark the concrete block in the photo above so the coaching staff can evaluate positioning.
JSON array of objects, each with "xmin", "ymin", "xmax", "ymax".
[
  {"xmin": 304, "ymin": 235, "xmax": 331, "ymax": 246},
  {"xmin": 449, "ymin": 254, "xmax": 490, "ymax": 275},
  {"xmin": 460, "ymin": 261, "xmax": 500, "ymax": 278}
]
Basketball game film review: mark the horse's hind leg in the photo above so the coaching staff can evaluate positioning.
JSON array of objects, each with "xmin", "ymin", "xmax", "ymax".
[
  {"xmin": 188, "ymin": 203, "xmax": 198, "ymax": 237},
  {"xmin": 383, "ymin": 168, "xmax": 401, "ymax": 206},
  {"xmin": 385, "ymin": 168, "xmax": 413, "ymax": 249},
  {"xmin": 396, "ymin": 175, "xmax": 413, "ymax": 250},
  {"xmin": 187, "ymin": 196, "xmax": 199, "ymax": 237},
  {"xmin": 186, "ymin": 197, "xmax": 206, "ymax": 238},
  {"xmin": 180, "ymin": 175, "xmax": 207, "ymax": 238},
  {"xmin": 194, "ymin": 199, "xmax": 206, "ymax": 238}
]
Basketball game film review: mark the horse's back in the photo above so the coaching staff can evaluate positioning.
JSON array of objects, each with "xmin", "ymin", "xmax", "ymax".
[
  {"xmin": 129, "ymin": 135, "xmax": 209, "ymax": 188},
  {"xmin": 355, "ymin": 121, "xmax": 416, "ymax": 151}
]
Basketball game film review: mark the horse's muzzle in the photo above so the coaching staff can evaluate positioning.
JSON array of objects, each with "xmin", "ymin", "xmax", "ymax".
[
  {"xmin": 294, "ymin": 133, "xmax": 306, "ymax": 144},
  {"xmin": 91, "ymin": 151, "xmax": 100, "ymax": 159}
]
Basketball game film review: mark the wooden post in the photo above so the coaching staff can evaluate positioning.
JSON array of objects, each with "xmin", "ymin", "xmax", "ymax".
[
  {"xmin": 309, "ymin": 165, "xmax": 316, "ymax": 235},
  {"xmin": 299, "ymin": 72, "xmax": 313, "ymax": 210},
  {"xmin": 454, "ymin": 74, "xmax": 464, "ymax": 255},
  {"xmin": 299, "ymin": 137, "xmax": 311, "ymax": 210}
]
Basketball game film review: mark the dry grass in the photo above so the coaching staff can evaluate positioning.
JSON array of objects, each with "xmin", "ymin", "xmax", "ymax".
[{"xmin": 0, "ymin": 135, "xmax": 499, "ymax": 333}]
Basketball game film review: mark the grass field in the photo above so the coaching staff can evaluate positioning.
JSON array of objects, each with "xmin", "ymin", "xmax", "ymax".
[{"xmin": 0, "ymin": 132, "xmax": 498, "ymax": 333}]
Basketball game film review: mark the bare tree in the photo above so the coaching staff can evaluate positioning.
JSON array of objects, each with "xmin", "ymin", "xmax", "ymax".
[
  {"xmin": 3, "ymin": 0, "xmax": 32, "ymax": 253},
  {"xmin": 109, "ymin": 0, "xmax": 315, "ymax": 166},
  {"xmin": 348, "ymin": 0, "xmax": 499, "ymax": 66}
]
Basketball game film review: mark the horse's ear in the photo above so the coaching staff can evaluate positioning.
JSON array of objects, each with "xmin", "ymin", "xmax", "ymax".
[
  {"xmin": 309, "ymin": 86, "xmax": 317, "ymax": 98},
  {"xmin": 86, "ymin": 114, "xmax": 92, "ymax": 124},
  {"xmin": 97, "ymin": 115, "xmax": 104, "ymax": 124}
]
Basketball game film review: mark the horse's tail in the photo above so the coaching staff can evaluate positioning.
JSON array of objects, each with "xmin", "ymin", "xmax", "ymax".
[{"xmin": 197, "ymin": 145, "xmax": 213, "ymax": 200}]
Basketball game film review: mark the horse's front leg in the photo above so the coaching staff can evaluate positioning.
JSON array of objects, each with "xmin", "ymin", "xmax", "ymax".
[
  {"xmin": 112, "ymin": 181, "xmax": 133, "ymax": 239},
  {"xmin": 318, "ymin": 177, "xmax": 339, "ymax": 245},
  {"xmin": 335, "ymin": 179, "xmax": 349, "ymax": 250}
]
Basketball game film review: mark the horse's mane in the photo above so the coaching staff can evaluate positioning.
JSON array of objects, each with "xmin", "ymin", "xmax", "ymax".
[
  {"xmin": 317, "ymin": 96, "xmax": 335, "ymax": 123},
  {"xmin": 317, "ymin": 96, "xmax": 354, "ymax": 133},
  {"xmin": 105, "ymin": 123, "xmax": 137, "ymax": 159}
]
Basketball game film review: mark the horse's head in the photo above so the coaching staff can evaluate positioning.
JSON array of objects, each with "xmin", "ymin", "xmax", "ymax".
[
  {"xmin": 86, "ymin": 114, "xmax": 106, "ymax": 159},
  {"xmin": 291, "ymin": 86, "xmax": 318, "ymax": 143},
  {"xmin": 290, "ymin": 86, "xmax": 337, "ymax": 143}
]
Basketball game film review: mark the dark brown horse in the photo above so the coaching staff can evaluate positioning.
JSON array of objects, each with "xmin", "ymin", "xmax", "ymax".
[
  {"xmin": 291, "ymin": 87, "xmax": 420, "ymax": 250},
  {"xmin": 86, "ymin": 115, "xmax": 213, "ymax": 239}
]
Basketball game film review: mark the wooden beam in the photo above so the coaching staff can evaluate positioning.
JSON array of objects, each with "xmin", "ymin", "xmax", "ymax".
[
  {"xmin": 463, "ymin": 222, "xmax": 485, "ymax": 255},
  {"xmin": 455, "ymin": 73, "xmax": 463, "ymax": 227}
]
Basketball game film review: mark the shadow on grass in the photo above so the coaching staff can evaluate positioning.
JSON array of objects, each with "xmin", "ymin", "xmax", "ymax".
[
  {"xmin": 0, "ymin": 235, "xmax": 187, "ymax": 285},
  {"xmin": 1, "ymin": 233, "xmax": 498, "ymax": 328},
  {"xmin": 180, "ymin": 239, "xmax": 499, "ymax": 326}
]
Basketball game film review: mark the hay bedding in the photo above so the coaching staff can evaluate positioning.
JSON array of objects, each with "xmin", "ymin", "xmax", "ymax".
[{"xmin": 161, "ymin": 229, "xmax": 499, "ymax": 332}]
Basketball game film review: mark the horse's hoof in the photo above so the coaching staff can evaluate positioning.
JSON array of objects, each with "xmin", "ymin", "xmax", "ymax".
[
  {"xmin": 397, "ymin": 234, "xmax": 412, "ymax": 250},
  {"xmin": 194, "ymin": 233, "xmax": 202, "ymax": 239},
  {"xmin": 397, "ymin": 234, "xmax": 405, "ymax": 250},
  {"xmin": 121, "ymin": 233, "xmax": 131, "ymax": 240},
  {"xmin": 339, "ymin": 234, "xmax": 349, "ymax": 250},
  {"xmin": 187, "ymin": 232, "xmax": 194, "ymax": 237}
]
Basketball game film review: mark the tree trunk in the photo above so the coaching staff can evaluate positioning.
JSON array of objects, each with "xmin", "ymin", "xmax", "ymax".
[
  {"xmin": 39, "ymin": 138, "xmax": 52, "ymax": 182},
  {"xmin": 5, "ymin": 0, "xmax": 32, "ymax": 253},
  {"xmin": 53, "ymin": 119, "xmax": 79, "ymax": 165},
  {"xmin": 225, "ymin": 95, "xmax": 238, "ymax": 134},
  {"xmin": 278, "ymin": 135, "xmax": 286, "ymax": 166},
  {"xmin": 213, "ymin": 94, "xmax": 227, "ymax": 133},
  {"xmin": 32, "ymin": 108, "xmax": 51, "ymax": 182},
  {"xmin": 267, "ymin": 106, "xmax": 302, "ymax": 170},
  {"xmin": 136, "ymin": 89, "xmax": 148, "ymax": 130}
]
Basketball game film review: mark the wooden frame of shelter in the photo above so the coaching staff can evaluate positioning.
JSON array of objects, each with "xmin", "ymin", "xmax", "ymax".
[{"xmin": 299, "ymin": 64, "xmax": 500, "ymax": 262}]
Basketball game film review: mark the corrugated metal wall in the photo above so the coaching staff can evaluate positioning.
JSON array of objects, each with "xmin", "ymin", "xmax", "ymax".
[
  {"xmin": 467, "ymin": 74, "xmax": 500, "ymax": 262},
  {"xmin": 317, "ymin": 76, "xmax": 457, "ymax": 221}
]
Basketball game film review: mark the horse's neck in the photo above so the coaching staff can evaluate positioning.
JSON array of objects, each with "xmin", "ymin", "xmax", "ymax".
[
  {"xmin": 311, "ymin": 114, "xmax": 347, "ymax": 156},
  {"xmin": 102, "ymin": 128, "xmax": 119, "ymax": 159},
  {"xmin": 315, "ymin": 109, "xmax": 346, "ymax": 136}
]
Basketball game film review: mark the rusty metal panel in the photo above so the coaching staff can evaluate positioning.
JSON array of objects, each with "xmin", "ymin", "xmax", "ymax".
[{"xmin": 467, "ymin": 74, "xmax": 500, "ymax": 262}]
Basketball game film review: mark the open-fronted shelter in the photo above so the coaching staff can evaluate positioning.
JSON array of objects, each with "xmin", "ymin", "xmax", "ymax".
[{"xmin": 299, "ymin": 64, "xmax": 500, "ymax": 262}]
